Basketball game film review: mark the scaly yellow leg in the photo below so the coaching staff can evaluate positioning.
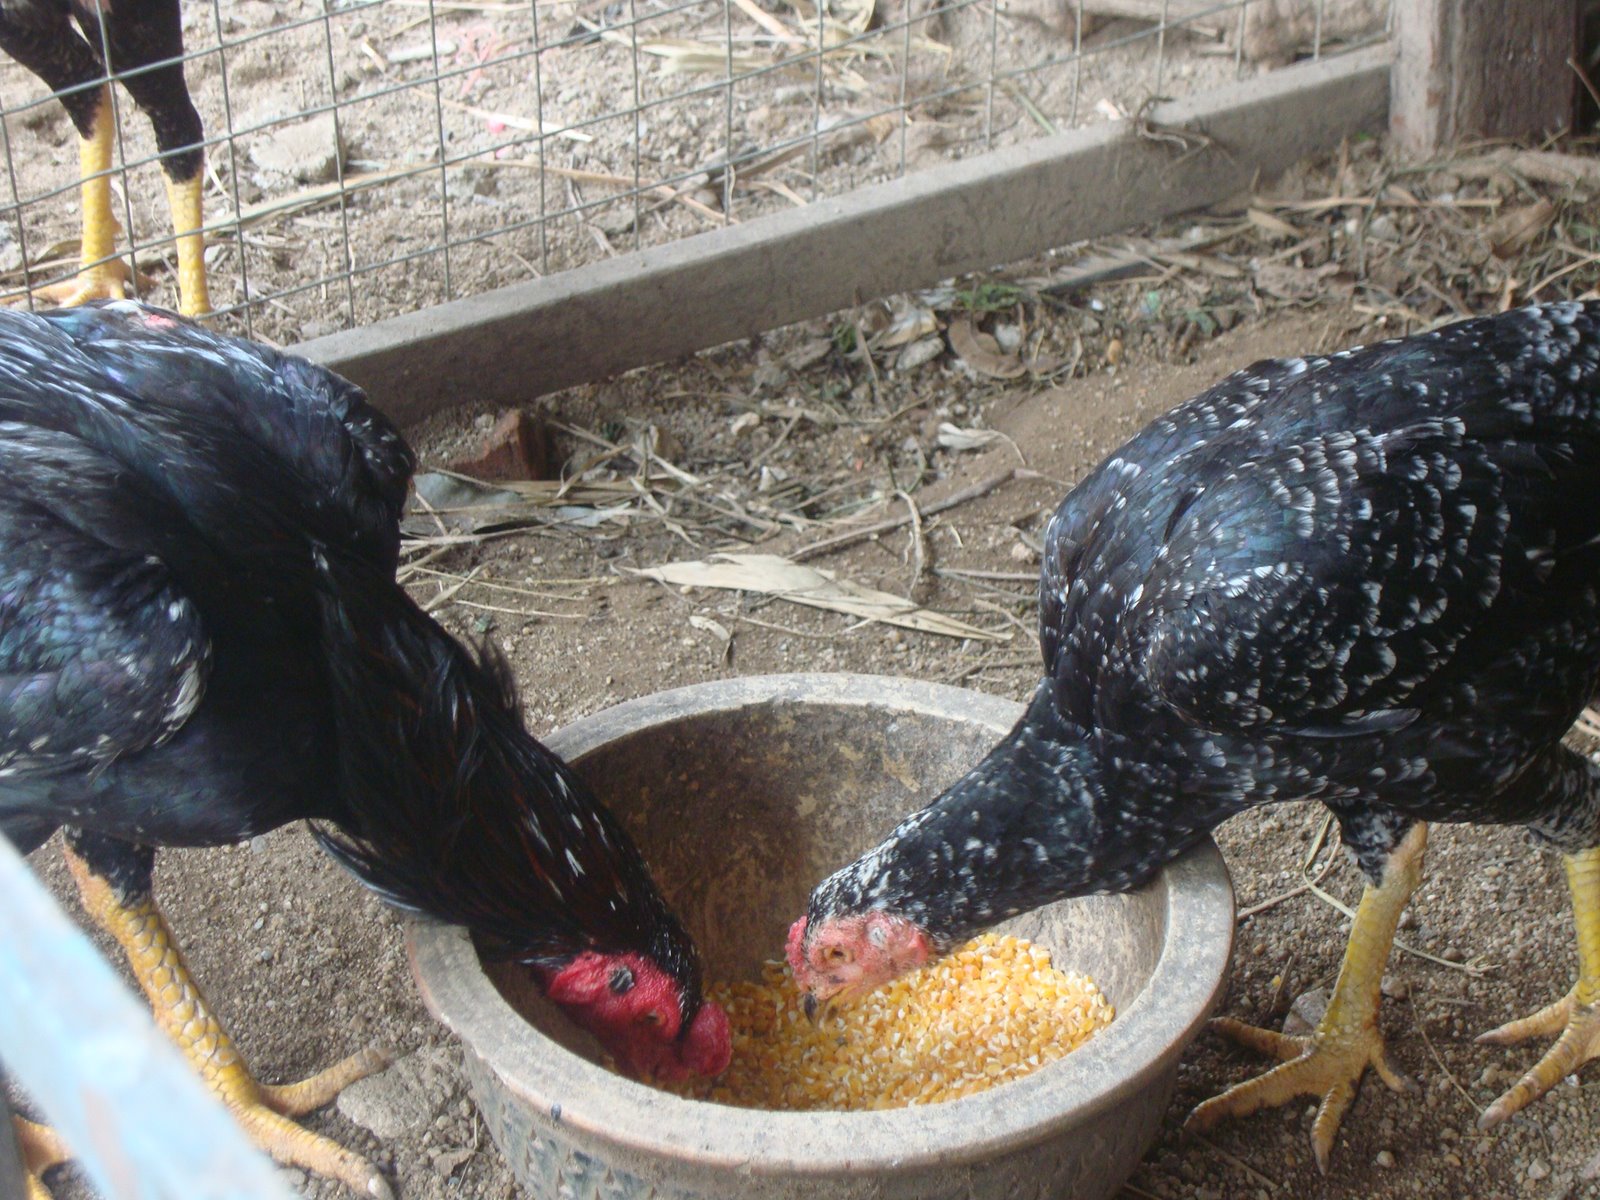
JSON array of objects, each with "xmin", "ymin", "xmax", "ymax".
[
  {"xmin": 25, "ymin": 88, "xmax": 142, "ymax": 309},
  {"xmin": 163, "ymin": 172, "xmax": 210, "ymax": 317},
  {"xmin": 1185, "ymin": 821, "xmax": 1426, "ymax": 1173},
  {"xmin": 62, "ymin": 846, "xmax": 393, "ymax": 1199},
  {"xmin": 1477, "ymin": 847, "xmax": 1600, "ymax": 1130},
  {"xmin": 13, "ymin": 1116, "xmax": 69, "ymax": 1200}
]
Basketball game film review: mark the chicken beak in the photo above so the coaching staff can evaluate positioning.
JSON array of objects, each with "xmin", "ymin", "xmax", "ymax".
[{"xmin": 801, "ymin": 992, "xmax": 837, "ymax": 1024}]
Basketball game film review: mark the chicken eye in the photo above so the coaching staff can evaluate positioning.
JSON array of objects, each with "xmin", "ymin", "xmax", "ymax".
[
  {"xmin": 608, "ymin": 966, "xmax": 635, "ymax": 994},
  {"xmin": 639, "ymin": 1009, "xmax": 663, "ymax": 1027},
  {"xmin": 823, "ymin": 946, "xmax": 852, "ymax": 965}
]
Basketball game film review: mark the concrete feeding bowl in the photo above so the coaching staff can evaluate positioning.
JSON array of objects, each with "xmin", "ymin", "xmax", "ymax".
[{"xmin": 409, "ymin": 674, "xmax": 1234, "ymax": 1200}]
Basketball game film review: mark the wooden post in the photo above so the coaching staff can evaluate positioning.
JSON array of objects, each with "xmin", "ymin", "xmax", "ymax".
[{"xmin": 1391, "ymin": 0, "xmax": 1578, "ymax": 156}]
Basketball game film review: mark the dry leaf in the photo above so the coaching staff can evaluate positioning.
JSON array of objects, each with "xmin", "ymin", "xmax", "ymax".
[
  {"xmin": 862, "ymin": 112, "xmax": 896, "ymax": 143},
  {"xmin": 828, "ymin": 0, "xmax": 875, "ymax": 35},
  {"xmin": 786, "ymin": 337, "xmax": 834, "ymax": 370},
  {"xmin": 689, "ymin": 614, "xmax": 731, "ymax": 641},
  {"xmin": 936, "ymin": 423, "xmax": 1005, "ymax": 452},
  {"xmin": 1486, "ymin": 199, "xmax": 1555, "ymax": 261},
  {"xmin": 1253, "ymin": 261, "xmax": 1353, "ymax": 302},
  {"xmin": 1155, "ymin": 250, "xmax": 1246, "ymax": 280},
  {"xmin": 947, "ymin": 315, "xmax": 1026, "ymax": 379},
  {"xmin": 873, "ymin": 302, "xmax": 939, "ymax": 350},
  {"xmin": 895, "ymin": 336, "xmax": 944, "ymax": 371},
  {"xmin": 600, "ymin": 32, "xmax": 768, "ymax": 74},
  {"xmin": 688, "ymin": 613, "xmax": 732, "ymax": 664},
  {"xmin": 628, "ymin": 553, "xmax": 1008, "ymax": 641},
  {"xmin": 1247, "ymin": 207, "xmax": 1303, "ymax": 240}
]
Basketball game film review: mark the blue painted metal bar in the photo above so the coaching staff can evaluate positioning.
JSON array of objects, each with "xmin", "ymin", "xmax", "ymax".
[
  {"xmin": 0, "ymin": 835, "xmax": 293, "ymax": 1199},
  {"xmin": 0, "ymin": 1085, "xmax": 24, "ymax": 1199}
]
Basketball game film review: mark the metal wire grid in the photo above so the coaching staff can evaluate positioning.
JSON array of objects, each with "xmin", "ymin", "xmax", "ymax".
[{"xmin": 0, "ymin": 0, "xmax": 1391, "ymax": 344}]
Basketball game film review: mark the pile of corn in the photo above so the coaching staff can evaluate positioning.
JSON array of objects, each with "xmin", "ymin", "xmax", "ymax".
[{"xmin": 663, "ymin": 933, "xmax": 1113, "ymax": 1111}]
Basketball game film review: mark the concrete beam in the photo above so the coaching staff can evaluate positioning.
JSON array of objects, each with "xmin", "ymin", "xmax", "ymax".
[{"xmin": 297, "ymin": 45, "xmax": 1391, "ymax": 427}]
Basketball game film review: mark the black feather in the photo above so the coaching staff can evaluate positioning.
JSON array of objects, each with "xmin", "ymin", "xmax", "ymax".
[
  {"xmin": 0, "ymin": 301, "xmax": 705, "ymax": 1013},
  {"xmin": 811, "ymin": 300, "xmax": 1600, "ymax": 938}
]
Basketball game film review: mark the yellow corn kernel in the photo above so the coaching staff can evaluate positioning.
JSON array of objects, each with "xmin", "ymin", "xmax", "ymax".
[{"xmin": 655, "ymin": 934, "xmax": 1113, "ymax": 1111}]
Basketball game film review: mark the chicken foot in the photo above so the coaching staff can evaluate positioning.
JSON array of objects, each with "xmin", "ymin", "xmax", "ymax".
[
  {"xmin": 1185, "ymin": 821, "xmax": 1425, "ymax": 1172},
  {"xmin": 1477, "ymin": 846, "xmax": 1600, "ymax": 1142},
  {"xmin": 163, "ymin": 170, "xmax": 211, "ymax": 317},
  {"xmin": 61, "ymin": 841, "xmax": 394, "ymax": 1200},
  {"xmin": 22, "ymin": 91, "xmax": 144, "ymax": 312},
  {"xmin": 12, "ymin": 1116, "xmax": 69, "ymax": 1200},
  {"xmin": 14, "ymin": 84, "xmax": 209, "ymax": 318}
]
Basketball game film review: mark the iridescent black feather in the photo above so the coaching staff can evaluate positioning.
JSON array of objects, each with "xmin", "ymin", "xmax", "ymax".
[
  {"xmin": 0, "ymin": 301, "xmax": 703, "ymax": 1016},
  {"xmin": 309, "ymin": 551, "xmax": 702, "ymax": 996}
]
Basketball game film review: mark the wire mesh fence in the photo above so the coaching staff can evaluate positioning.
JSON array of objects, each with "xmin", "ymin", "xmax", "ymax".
[{"xmin": 0, "ymin": 0, "xmax": 1392, "ymax": 347}]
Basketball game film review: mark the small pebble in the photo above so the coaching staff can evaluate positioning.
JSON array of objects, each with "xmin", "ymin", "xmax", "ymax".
[
  {"xmin": 1528, "ymin": 1160, "xmax": 1551, "ymax": 1181},
  {"xmin": 1374, "ymin": 1149, "xmax": 1395, "ymax": 1169}
]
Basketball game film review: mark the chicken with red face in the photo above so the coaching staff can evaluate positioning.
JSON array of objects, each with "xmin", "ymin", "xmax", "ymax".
[
  {"xmin": 0, "ymin": 302, "xmax": 727, "ymax": 1199},
  {"xmin": 791, "ymin": 301, "xmax": 1600, "ymax": 1172}
]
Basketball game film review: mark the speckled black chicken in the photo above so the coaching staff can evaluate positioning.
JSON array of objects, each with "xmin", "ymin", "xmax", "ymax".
[
  {"xmin": 789, "ymin": 300, "xmax": 1600, "ymax": 1169},
  {"xmin": 0, "ymin": 302, "xmax": 728, "ymax": 1199}
]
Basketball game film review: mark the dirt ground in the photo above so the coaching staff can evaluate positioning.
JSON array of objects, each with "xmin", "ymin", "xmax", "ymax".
[{"xmin": 14, "ymin": 294, "xmax": 1600, "ymax": 1200}]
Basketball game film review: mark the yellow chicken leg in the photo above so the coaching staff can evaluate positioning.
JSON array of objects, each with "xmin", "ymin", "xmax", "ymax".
[
  {"xmin": 12, "ymin": 1116, "xmax": 69, "ymax": 1200},
  {"xmin": 1185, "ymin": 821, "xmax": 1426, "ymax": 1172},
  {"xmin": 163, "ymin": 171, "xmax": 210, "ymax": 317},
  {"xmin": 1477, "ymin": 846, "xmax": 1600, "ymax": 1129},
  {"xmin": 62, "ymin": 845, "xmax": 394, "ymax": 1199},
  {"xmin": 26, "ymin": 87, "xmax": 142, "ymax": 310}
]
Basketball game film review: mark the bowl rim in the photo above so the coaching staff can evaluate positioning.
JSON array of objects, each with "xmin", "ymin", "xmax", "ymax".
[{"xmin": 409, "ymin": 672, "xmax": 1235, "ymax": 1176}]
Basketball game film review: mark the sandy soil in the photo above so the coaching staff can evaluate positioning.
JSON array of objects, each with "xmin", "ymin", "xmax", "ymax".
[{"xmin": 14, "ymin": 297, "xmax": 1600, "ymax": 1200}]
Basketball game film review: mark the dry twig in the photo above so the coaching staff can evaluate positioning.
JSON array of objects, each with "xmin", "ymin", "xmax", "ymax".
[{"xmin": 793, "ymin": 468, "xmax": 1035, "ymax": 561}]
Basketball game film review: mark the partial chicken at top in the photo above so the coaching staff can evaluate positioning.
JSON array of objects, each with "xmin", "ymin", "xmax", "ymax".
[{"xmin": 0, "ymin": 0, "xmax": 210, "ymax": 316}]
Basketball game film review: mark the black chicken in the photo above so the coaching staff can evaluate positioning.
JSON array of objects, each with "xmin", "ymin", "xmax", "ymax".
[
  {"xmin": 0, "ymin": 0, "xmax": 210, "ymax": 315},
  {"xmin": 0, "ymin": 302, "xmax": 728, "ymax": 1199},
  {"xmin": 789, "ymin": 301, "xmax": 1600, "ymax": 1169}
]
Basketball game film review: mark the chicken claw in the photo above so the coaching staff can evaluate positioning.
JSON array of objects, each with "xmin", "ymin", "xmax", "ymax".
[
  {"xmin": 1477, "ymin": 846, "xmax": 1600, "ymax": 1131},
  {"xmin": 212, "ymin": 1045, "xmax": 396, "ymax": 1200},
  {"xmin": 1185, "ymin": 822, "xmax": 1426, "ymax": 1172},
  {"xmin": 7, "ymin": 84, "xmax": 196, "ymax": 317},
  {"xmin": 64, "ymin": 844, "xmax": 394, "ymax": 1199},
  {"xmin": 12, "ymin": 1116, "xmax": 69, "ymax": 1200},
  {"xmin": 1187, "ymin": 1011, "xmax": 1413, "ymax": 1171}
]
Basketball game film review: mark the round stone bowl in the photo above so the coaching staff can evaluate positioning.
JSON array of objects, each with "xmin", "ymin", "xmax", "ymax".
[{"xmin": 409, "ymin": 673, "xmax": 1234, "ymax": 1200}]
